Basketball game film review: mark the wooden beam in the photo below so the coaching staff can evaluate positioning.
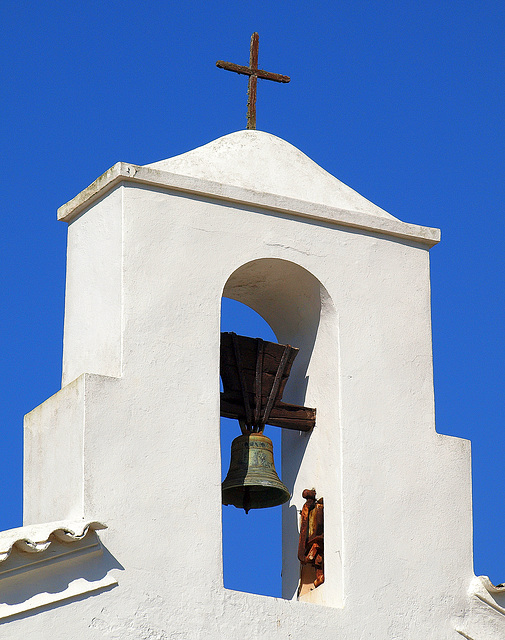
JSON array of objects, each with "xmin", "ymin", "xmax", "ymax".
[{"xmin": 221, "ymin": 395, "xmax": 316, "ymax": 432}]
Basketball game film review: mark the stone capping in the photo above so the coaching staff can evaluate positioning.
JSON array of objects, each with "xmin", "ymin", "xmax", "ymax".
[
  {"xmin": 57, "ymin": 162, "xmax": 441, "ymax": 247},
  {"xmin": 0, "ymin": 520, "xmax": 106, "ymax": 563}
]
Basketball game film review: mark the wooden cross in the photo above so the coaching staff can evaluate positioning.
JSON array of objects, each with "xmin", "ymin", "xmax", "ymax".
[{"xmin": 216, "ymin": 32, "xmax": 290, "ymax": 130}]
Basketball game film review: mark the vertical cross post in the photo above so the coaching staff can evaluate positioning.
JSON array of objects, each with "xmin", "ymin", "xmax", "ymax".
[{"xmin": 247, "ymin": 33, "xmax": 259, "ymax": 130}]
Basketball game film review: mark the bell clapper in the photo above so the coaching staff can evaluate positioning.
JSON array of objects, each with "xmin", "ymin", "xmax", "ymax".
[{"xmin": 243, "ymin": 487, "xmax": 251, "ymax": 514}]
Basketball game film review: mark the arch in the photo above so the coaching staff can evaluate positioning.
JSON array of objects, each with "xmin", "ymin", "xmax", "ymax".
[{"xmin": 221, "ymin": 258, "xmax": 341, "ymax": 606}]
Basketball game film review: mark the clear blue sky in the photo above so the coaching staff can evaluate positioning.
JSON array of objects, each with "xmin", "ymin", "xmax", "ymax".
[{"xmin": 1, "ymin": 1, "xmax": 504, "ymax": 597}]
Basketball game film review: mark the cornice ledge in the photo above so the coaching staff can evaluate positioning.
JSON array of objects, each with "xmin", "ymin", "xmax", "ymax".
[{"xmin": 57, "ymin": 163, "xmax": 441, "ymax": 247}]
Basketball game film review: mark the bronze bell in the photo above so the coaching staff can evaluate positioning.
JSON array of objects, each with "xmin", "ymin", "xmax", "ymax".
[{"xmin": 222, "ymin": 433, "xmax": 291, "ymax": 513}]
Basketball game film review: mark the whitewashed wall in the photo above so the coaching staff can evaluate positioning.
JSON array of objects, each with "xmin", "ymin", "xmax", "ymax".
[{"xmin": 5, "ymin": 132, "xmax": 481, "ymax": 638}]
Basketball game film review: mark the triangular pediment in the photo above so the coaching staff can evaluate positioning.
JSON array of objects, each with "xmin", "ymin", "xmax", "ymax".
[{"xmin": 145, "ymin": 130, "xmax": 397, "ymax": 220}]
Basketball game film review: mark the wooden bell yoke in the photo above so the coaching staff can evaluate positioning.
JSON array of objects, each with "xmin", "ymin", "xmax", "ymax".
[{"xmin": 220, "ymin": 332, "xmax": 316, "ymax": 433}]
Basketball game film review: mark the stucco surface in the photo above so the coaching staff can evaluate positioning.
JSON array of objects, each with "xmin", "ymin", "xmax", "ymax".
[{"xmin": 1, "ymin": 132, "xmax": 500, "ymax": 638}]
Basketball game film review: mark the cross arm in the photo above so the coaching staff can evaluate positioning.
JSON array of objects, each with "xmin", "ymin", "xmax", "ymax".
[
  {"xmin": 256, "ymin": 68, "xmax": 290, "ymax": 83},
  {"xmin": 216, "ymin": 60, "xmax": 251, "ymax": 76},
  {"xmin": 216, "ymin": 60, "xmax": 290, "ymax": 83}
]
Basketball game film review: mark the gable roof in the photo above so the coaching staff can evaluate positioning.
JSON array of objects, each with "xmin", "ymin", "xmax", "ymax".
[{"xmin": 145, "ymin": 130, "xmax": 397, "ymax": 220}]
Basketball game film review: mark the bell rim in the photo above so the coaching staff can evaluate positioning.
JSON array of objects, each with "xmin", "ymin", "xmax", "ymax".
[{"xmin": 222, "ymin": 485, "xmax": 291, "ymax": 510}]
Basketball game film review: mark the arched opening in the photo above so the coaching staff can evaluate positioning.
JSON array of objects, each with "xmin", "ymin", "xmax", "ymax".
[
  {"xmin": 220, "ymin": 297, "xmax": 281, "ymax": 597},
  {"xmin": 220, "ymin": 258, "xmax": 342, "ymax": 606}
]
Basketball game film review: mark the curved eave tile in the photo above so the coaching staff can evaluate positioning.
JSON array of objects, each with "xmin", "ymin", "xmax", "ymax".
[{"xmin": 0, "ymin": 520, "xmax": 107, "ymax": 562}]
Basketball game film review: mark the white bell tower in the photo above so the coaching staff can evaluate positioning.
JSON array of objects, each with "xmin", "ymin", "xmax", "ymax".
[{"xmin": 1, "ymin": 130, "xmax": 502, "ymax": 638}]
